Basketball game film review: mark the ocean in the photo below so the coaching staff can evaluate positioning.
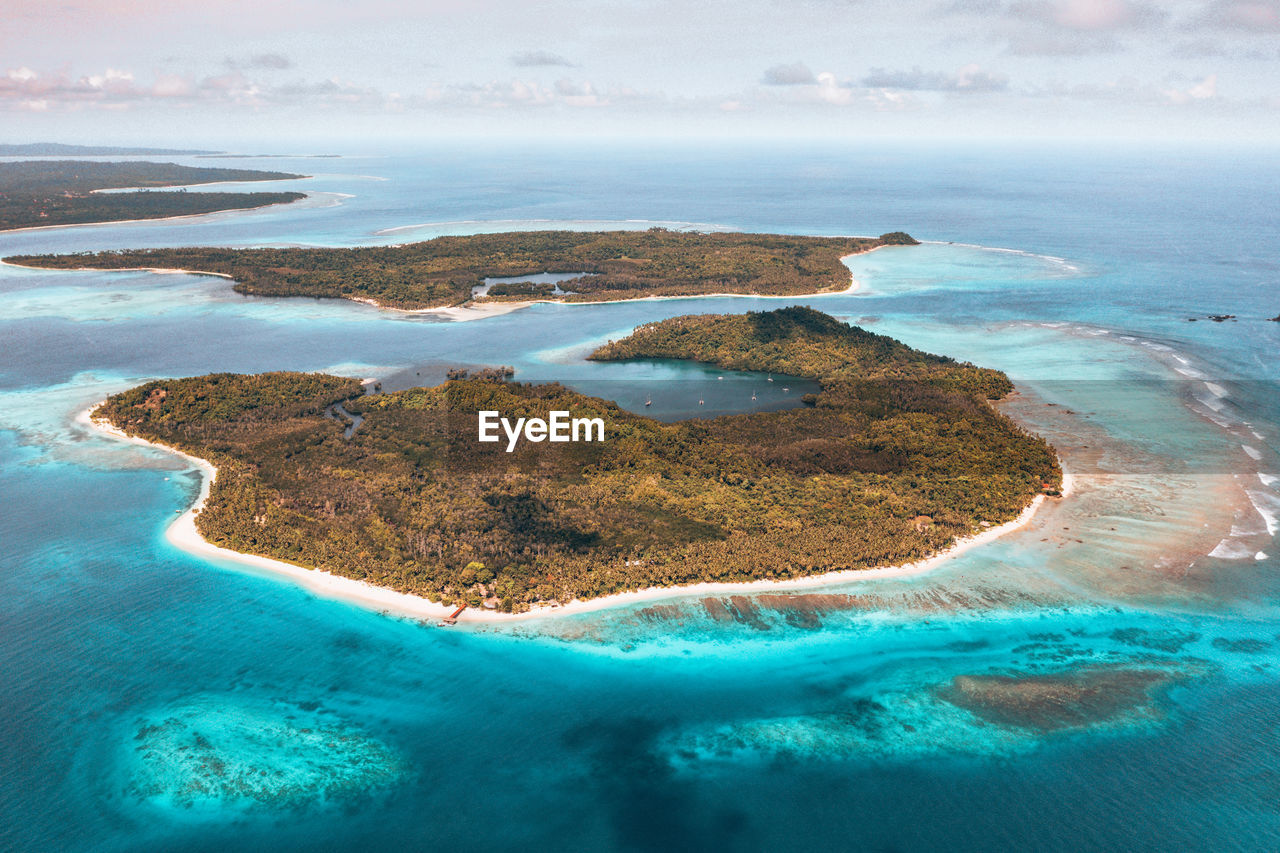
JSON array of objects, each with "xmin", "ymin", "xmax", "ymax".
[{"xmin": 1, "ymin": 141, "xmax": 1278, "ymax": 851}]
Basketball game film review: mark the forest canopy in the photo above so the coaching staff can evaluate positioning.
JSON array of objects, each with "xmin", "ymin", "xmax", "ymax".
[
  {"xmin": 95, "ymin": 308, "xmax": 1059, "ymax": 612},
  {"xmin": 0, "ymin": 160, "xmax": 306, "ymax": 230},
  {"xmin": 11, "ymin": 229, "xmax": 918, "ymax": 309}
]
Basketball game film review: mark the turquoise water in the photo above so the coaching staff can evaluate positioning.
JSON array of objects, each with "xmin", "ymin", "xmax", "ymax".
[{"xmin": 2, "ymin": 143, "xmax": 1279, "ymax": 851}]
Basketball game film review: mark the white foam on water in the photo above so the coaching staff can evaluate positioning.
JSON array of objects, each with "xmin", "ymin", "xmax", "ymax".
[
  {"xmin": 1203, "ymin": 410, "xmax": 1234, "ymax": 429},
  {"xmin": 1258, "ymin": 552, "xmax": 1269, "ymax": 561},
  {"xmin": 1254, "ymin": 430, "xmax": 1267, "ymax": 441},
  {"xmin": 1243, "ymin": 445, "xmax": 1264, "ymax": 461},
  {"xmin": 931, "ymin": 242, "xmax": 1079, "ymax": 271},
  {"xmin": 1175, "ymin": 366, "xmax": 1207, "ymax": 379},
  {"xmin": 1246, "ymin": 490, "xmax": 1280, "ymax": 537},
  {"xmin": 1204, "ymin": 382, "xmax": 1229, "ymax": 399},
  {"xmin": 1210, "ymin": 539, "xmax": 1256, "ymax": 560},
  {"xmin": 1260, "ymin": 473, "xmax": 1279, "ymax": 488},
  {"xmin": 1195, "ymin": 393, "xmax": 1226, "ymax": 413}
]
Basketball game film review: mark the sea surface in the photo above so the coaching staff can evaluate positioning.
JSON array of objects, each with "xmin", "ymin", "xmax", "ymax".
[{"xmin": 1, "ymin": 142, "xmax": 1279, "ymax": 851}]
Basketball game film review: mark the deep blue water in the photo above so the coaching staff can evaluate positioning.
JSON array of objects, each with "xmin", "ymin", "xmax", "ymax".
[{"xmin": 2, "ymin": 142, "xmax": 1279, "ymax": 851}]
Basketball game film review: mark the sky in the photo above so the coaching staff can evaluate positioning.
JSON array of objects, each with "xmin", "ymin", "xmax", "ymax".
[{"xmin": 3, "ymin": 0, "xmax": 1280, "ymax": 145}]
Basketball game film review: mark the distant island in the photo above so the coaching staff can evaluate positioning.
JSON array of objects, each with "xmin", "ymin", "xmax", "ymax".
[
  {"xmin": 0, "ymin": 143, "xmax": 222, "ymax": 156},
  {"xmin": 196, "ymin": 153, "xmax": 342, "ymax": 159},
  {"xmin": 0, "ymin": 160, "xmax": 307, "ymax": 231},
  {"xmin": 8, "ymin": 229, "xmax": 918, "ymax": 308},
  {"xmin": 93, "ymin": 307, "xmax": 1059, "ymax": 613}
]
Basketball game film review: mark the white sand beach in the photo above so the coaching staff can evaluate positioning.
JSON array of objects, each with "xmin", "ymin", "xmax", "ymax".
[{"xmin": 81, "ymin": 396, "xmax": 1067, "ymax": 625}]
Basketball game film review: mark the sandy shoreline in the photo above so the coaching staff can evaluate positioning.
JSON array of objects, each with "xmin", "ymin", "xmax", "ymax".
[
  {"xmin": 7, "ymin": 245, "xmax": 885, "ymax": 323},
  {"xmin": 371, "ymin": 245, "xmax": 885, "ymax": 321},
  {"xmin": 80, "ymin": 395, "xmax": 1066, "ymax": 625},
  {"xmin": 0, "ymin": 260, "xmax": 236, "ymax": 279}
]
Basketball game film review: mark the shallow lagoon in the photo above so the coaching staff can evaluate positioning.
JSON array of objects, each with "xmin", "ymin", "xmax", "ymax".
[{"xmin": 2, "ymin": 144, "xmax": 1279, "ymax": 851}]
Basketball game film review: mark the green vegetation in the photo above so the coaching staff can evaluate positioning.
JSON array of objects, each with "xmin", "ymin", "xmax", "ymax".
[
  {"xmin": 590, "ymin": 307, "xmax": 1013, "ymax": 399},
  {"xmin": 10, "ymin": 229, "xmax": 917, "ymax": 309},
  {"xmin": 96, "ymin": 308, "xmax": 1058, "ymax": 612},
  {"xmin": 0, "ymin": 160, "xmax": 306, "ymax": 230},
  {"xmin": 485, "ymin": 280, "xmax": 558, "ymax": 297}
]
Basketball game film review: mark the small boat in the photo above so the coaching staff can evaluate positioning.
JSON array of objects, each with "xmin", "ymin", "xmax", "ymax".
[
  {"xmin": 767, "ymin": 375, "xmax": 773, "ymax": 382},
  {"xmin": 698, "ymin": 398, "xmax": 704, "ymax": 405},
  {"xmin": 751, "ymin": 392, "xmax": 757, "ymax": 401},
  {"xmin": 782, "ymin": 387, "xmax": 789, "ymax": 392},
  {"xmin": 645, "ymin": 396, "xmax": 652, "ymax": 407}
]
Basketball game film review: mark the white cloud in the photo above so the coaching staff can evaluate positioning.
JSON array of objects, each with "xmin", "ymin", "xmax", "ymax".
[
  {"xmin": 815, "ymin": 71, "xmax": 855, "ymax": 104},
  {"xmin": 85, "ymin": 68, "xmax": 134, "ymax": 89},
  {"xmin": 1164, "ymin": 73, "xmax": 1218, "ymax": 103}
]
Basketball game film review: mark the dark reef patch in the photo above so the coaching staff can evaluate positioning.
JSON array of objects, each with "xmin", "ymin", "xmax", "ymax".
[
  {"xmin": 1109, "ymin": 627, "xmax": 1201, "ymax": 653},
  {"xmin": 936, "ymin": 665, "xmax": 1183, "ymax": 732}
]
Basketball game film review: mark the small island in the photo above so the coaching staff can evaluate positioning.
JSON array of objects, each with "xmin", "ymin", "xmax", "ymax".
[
  {"xmin": 10, "ymin": 229, "xmax": 918, "ymax": 308},
  {"xmin": 93, "ymin": 307, "xmax": 1059, "ymax": 613},
  {"xmin": 0, "ymin": 143, "xmax": 222, "ymax": 156},
  {"xmin": 0, "ymin": 160, "xmax": 307, "ymax": 231}
]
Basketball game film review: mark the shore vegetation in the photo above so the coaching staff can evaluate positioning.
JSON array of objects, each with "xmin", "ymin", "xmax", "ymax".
[
  {"xmin": 0, "ymin": 160, "xmax": 306, "ymax": 230},
  {"xmin": 13, "ymin": 229, "xmax": 918, "ymax": 308},
  {"xmin": 96, "ymin": 307, "xmax": 1059, "ymax": 611}
]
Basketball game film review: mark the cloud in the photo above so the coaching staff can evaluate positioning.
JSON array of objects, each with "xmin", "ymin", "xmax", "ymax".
[
  {"xmin": 432, "ymin": 76, "xmax": 649, "ymax": 110},
  {"xmin": 1043, "ymin": 0, "xmax": 1164, "ymax": 30},
  {"xmin": 223, "ymin": 53, "xmax": 293, "ymax": 71},
  {"xmin": 85, "ymin": 68, "xmax": 135, "ymax": 89},
  {"xmin": 1025, "ymin": 71, "xmax": 1227, "ymax": 109},
  {"xmin": 761, "ymin": 62, "xmax": 817, "ymax": 85},
  {"xmin": 815, "ymin": 71, "xmax": 855, "ymax": 104},
  {"xmin": 510, "ymin": 50, "xmax": 576, "ymax": 67},
  {"xmin": 1000, "ymin": 0, "xmax": 1167, "ymax": 31},
  {"xmin": 248, "ymin": 53, "xmax": 293, "ymax": 69},
  {"xmin": 1168, "ymin": 37, "xmax": 1280, "ymax": 59},
  {"xmin": 861, "ymin": 64, "xmax": 1008, "ymax": 92},
  {"xmin": 0, "ymin": 65, "xmax": 384, "ymax": 111},
  {"xmin": 0, "ymin": 63, "xmax": 657, "ymax": 116},
  {"xmin": 945, "ymin": 0, "xmax": 1168, "ymax": 54},
  {"xmin": 1194, "ymin": 1, "xmax": 1280, "ymax": 31},
  {"xmin": 1163, "ymin": 73, "xmax": 1218, "ymax": 104}
]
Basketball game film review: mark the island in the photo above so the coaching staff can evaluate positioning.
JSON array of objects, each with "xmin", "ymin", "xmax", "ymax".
[
  {"xmin": 0, "ymin": 143, "xmax": 221, "ymax": 156},
  {"xmin": 9, "ymin": 229, "xmax": 919, "ymax": 308},
  {"xmin": 0, "ymin": 160, "xmax": 307, "ymax": 231},
  {"xmin": 92, "ymin": 307, "xmax": 1060, "ymax": 613}
]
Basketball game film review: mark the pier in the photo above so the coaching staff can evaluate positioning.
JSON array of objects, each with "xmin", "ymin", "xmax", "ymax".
[{"xmin": 439, "ymin": 604, "xmax": 467, "ymax": 626}]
